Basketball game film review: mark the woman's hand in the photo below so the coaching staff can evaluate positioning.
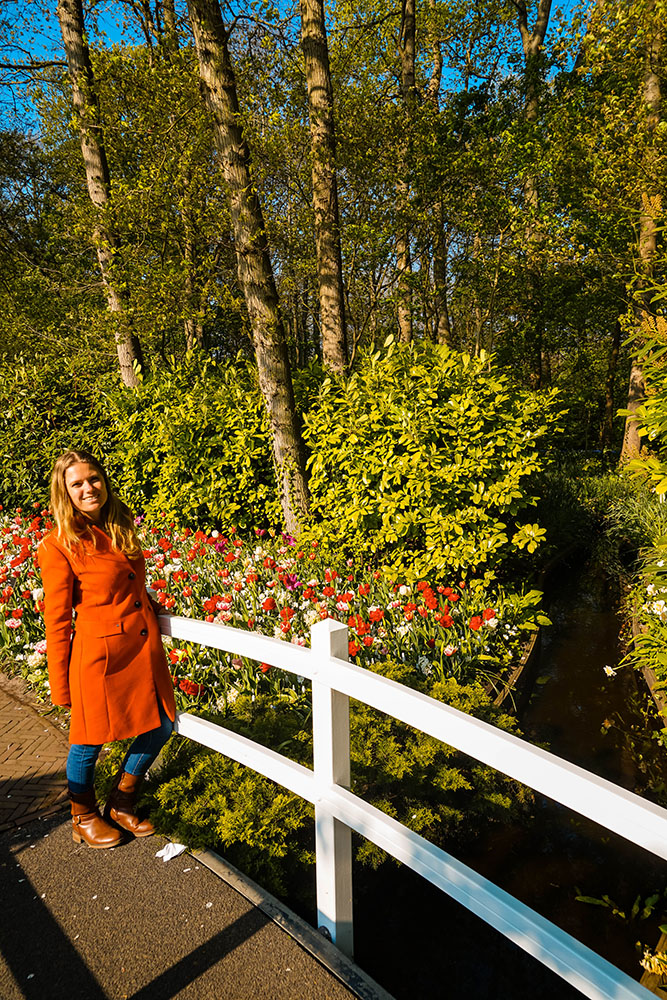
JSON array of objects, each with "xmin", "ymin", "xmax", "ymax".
[{"xmin": 146, "ymin": 588, "xmax": 164, "ymax": 618}]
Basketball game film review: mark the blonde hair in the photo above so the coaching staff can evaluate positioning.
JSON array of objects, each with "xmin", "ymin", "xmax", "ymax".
[{"xmin": 50, "ymin": 450, "xmax": 142, "ymax": 558}]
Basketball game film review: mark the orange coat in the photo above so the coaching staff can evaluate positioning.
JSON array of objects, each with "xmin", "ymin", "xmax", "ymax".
[{"xmin": 38, "ymin": 526, "xmax": 176, "ymax": 745}]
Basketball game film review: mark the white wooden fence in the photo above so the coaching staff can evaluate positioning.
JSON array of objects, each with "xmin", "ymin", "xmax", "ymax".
[{"xmin": 160, "ymin": 613, "xmax": 667, "ymax": 1000}]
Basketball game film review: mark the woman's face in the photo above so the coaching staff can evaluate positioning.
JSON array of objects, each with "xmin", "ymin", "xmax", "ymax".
[{"xmin": 65, "ymin": 462, "xmax": 108, "ymax": 522}]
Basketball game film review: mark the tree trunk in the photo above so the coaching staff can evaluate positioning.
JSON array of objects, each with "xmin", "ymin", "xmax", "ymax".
[
  {"xmin": 511, "ymin": 0, "xmax": 552, "ymax": 386},
  {"xmin": 514, "ymin": 0, "xmax": 552, "ymax": 217},
  {"xmin": 186, "ymin": 0, "xmax": 310, "ymax": 531},
  {"xmin": 620, "ymin": 8, "xmax": 660, "ymax": 465},
  {"xmin": 431, "ymin": 192, "xmax": 452, "ymax": 347},
  {"xmin": 56, "ymin": 0, "xmax": 142, "ymax": 387},
  {"xmin": 395, "ymin": 218, "xmax": 413, "ymax": 343},
  {"xmin": 300, "ymin": 0, "xmax": 347, "ymax": 374},
  {"xmin": 620, "ymin": 359, "xmax": 646, "ymax": 463},
  {"xmin": 161, "ymin": 0, "xmax": 179, "ymax": 55},
  {"xmin": 395, "ymin": 0, "xmax": 416, "ymax": 344},
  {"xmin": 425, "ymin": 1, "xmax": 451, "ymax": 347}
]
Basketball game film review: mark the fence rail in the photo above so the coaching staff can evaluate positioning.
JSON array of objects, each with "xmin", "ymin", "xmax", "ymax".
[{"xmin": 161, "ymin": 613, "xmax": 665, "ymax": 1000}]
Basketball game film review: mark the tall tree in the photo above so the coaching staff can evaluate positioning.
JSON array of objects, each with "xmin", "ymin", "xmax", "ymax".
[
  {"xmin": 621, "ymin": 1, "xmax": 661, "ymax": 463},
  {"xmin": 424, "ymin": 1, "xmax": 451, "ymax": 346},
  {"xmin": 510, "ymin": 0, "xmax": 552, "ymax": 213},
  {"xmin": 300, "ymin": 0, "xmax": 348, "ymax": 373},
  {"xmin": 396, "ymin": 0, "xmax": 416, "ymax": 343},
  {"xmin": 186, "ymin": 0, "xmax": 310, "ymax": 530},
  {"xmin": 508, "ymin": 0, "xmax": 552, "ymax": 386},
  {"xmin": 56, "ymin": 0, "xmax": 142, "ymax": 387}
]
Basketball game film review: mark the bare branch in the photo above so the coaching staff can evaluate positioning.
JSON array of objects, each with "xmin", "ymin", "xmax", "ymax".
[{"xmin": 0, "ymin": 60, "xmax": 67, "ymax": 71}]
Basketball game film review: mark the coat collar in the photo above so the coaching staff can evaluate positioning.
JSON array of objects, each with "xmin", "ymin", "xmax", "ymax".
[{"xmin": 89, "ymin": 525, "xmax": 141, "ymax": 568}]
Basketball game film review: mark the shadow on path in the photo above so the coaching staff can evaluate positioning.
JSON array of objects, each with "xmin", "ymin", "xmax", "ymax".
[{"xmin": 0, "ymin": 833, "xmax": 107, "ymax": 999}]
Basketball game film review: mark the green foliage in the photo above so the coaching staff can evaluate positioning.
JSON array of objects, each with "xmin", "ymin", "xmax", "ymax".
[
  {"xmin": 576, "ymin": 888, "xmax": 664, "ymax": 925},
  {"xmin": 303, "ymin": 342, "xmax": 561, "ymax": 579},
  {"xmin": 105, "ymin": 353, "xmax": 283, "ymax": 530},
  {"xmin": 606, "ymin": 488, "xmax": 667, "ymax": 554},
  {"xmin": 0, "ymin": 355, "xmax": 117, "ymax": 508},
  {"xmin": 531, "ymin": 462, "xmax": 634, "ymax": 566},
  {"xmin": 624, "ymin": 316, "xmax": 667, "ymax": 495},
  {"xmin": 350, "ymin": 660, "xmax": 533, "ymax": 867},
  {"xmin": 147, "ymin": 665, "xmax": 532, "ymax": 896}
]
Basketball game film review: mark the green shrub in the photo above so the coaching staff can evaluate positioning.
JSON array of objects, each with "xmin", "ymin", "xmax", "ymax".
[
  {"xmin": 0, "ymin": 355, "xmax": 117, "ymax": 508},
  {"xmin": 530, "ymin": 462, "xmax": 632, "ymax": 563},
  {"xmin": 105, "ymin": 353, "xmax": 283, "ymax": 530},
  {"xmin": 147, "ymin": 664, "xmax": 533, "ymax": 896},
  {"xmin": 622, "ymin": 316, "xmax": 667, "ymax": 494},
  {"xmin": 606, "ymin": 488, "xmax": 667, "ymax": 553},
  {"xmin": 302, "ymin": 342, "xmax": 561, "ymax": 580}
]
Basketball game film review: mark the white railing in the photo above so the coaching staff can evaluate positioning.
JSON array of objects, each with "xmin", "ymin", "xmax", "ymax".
[{"xmin": 160, "ymin": 614, "xmax": 667, "ymax": 1000}]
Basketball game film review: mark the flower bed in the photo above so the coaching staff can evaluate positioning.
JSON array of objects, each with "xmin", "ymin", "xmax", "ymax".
[
  {"xmin": 0, "ymin": 506, "xmax": 546, "ymax": 708},
  {"xmin": 0, "ymin": 504, "xmax": 541, "ymax": 885}
]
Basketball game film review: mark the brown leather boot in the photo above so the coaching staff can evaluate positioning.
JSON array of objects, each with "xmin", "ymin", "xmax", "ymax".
[
  {"xmin": 70, "ymin": 790, "xmax": 123, "ymax": 849},
  {"xmin": 103, "ymin": 771, "xmax": 155, "ymax": 837}
]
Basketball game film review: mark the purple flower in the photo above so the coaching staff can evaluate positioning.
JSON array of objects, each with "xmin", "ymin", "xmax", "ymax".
[{"xmin": 283, "ymin": 573, "xmax": 301, "ymax": 591}]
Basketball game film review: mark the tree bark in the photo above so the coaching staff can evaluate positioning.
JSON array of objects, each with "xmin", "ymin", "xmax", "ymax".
[
  {"xmin": 513, "ymin": 0, "xmax": 552, "ymax": 215},
  {"xmin": 425, "ymin": 15, "xmax": 451, "ymax": 346},
  {"xmin": 433, "ymin": 227, "xmax": 453, "ymax": 346},
  {"xmin": 510, "ymin": 0, "xmax": 552, "ymax": 386},
  {"xmin": 56, "ymin": 0, "xmax": 142, "ymax": 387},
  {"xmin": 620, "ymin": 359, "xmax": 646, "ymax": 463},
  {"xmin": 299, "ymin": 0, "xmax": 347, "ymax": 374},
  {"xmin": 161, "ymin": 0, "xmax": 179, "ymax": 56},
  {"xmin": 395, "ymin": 0, "xmax": 416, "ymax": 344},
  {"xmin": 620, "ymin": 8, "xmax": 661, "ymax": 464},
  {"xmin": 186, "ymin": 0, "xmax": 310, "ymax": 531}
]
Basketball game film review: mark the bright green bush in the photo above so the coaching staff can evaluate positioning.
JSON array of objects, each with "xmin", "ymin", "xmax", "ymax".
[
  {"xmin": 0, "ymin": 355, "xmax": 117, "ymax": 508},
  {"xmin": 105, "ymin": 353, "xmax": 283, "ymax": 530},
  {"xmin": 302, "ymin": 342, "xmax": 561, "ymax": 579}
]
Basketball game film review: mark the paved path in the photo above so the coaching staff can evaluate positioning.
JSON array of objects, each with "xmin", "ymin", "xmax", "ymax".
[
  {"xmin": 0, "ymin": 815, "xmax": 367, "ymax": 1000},
  {"xmin": 0, "ymin": 676, "xmax": 69, "ymax": 832},
  {"xmin": 0, "ymin": 674, "xmax": 390, "ymax": 1000}
]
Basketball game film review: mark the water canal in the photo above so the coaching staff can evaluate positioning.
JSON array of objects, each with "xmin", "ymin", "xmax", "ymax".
[{"xmin": 354, "ymin": 553, "xmax": 667, "ymax": 999}]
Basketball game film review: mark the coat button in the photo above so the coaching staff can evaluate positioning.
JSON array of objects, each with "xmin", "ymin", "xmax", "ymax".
[
  {"xmin": 140, "ymin": 628, "xmax": 148, "ymax": 636},
  {"xmin": 134, "ymin": 600, "xmax": 141, "ymax": 608},
  {"xmin": 128, "ymin": 572, "xmax": 136, "ymax": 579}
]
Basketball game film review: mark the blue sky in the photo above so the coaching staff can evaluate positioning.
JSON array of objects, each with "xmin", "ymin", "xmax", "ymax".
[{"xmin": 1, "ymin": 0, "xmax": 586, "ymax": 131}]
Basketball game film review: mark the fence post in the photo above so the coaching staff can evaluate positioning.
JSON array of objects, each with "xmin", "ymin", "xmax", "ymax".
[{"xmin": 311, "ymin": 618, "xmax": 354, "ymax": 957}]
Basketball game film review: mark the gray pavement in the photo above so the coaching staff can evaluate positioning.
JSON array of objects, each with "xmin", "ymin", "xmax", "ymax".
[
  {"xmin": 0, "ymin": 675, "xmax": 391, "ymax": 1000},
  {"xmin": 0, "ymin": 813, "xmax": 364, "ymax": 1000}
]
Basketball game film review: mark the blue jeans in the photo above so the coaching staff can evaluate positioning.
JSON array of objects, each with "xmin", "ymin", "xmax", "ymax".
[{"xmin": 67, "ymin": 702, "xmax": 173, "ymax": 794}]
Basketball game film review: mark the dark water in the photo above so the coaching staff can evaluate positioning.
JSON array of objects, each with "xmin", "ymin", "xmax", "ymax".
[{"xmin": 353, "ymin": 558, "xmax": 667, "ymax": 999}]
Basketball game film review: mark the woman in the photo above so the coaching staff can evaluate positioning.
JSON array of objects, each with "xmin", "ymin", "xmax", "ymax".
[{"xmin": 38, "ymin": 449, "xmax": 176, "ymax": 849}]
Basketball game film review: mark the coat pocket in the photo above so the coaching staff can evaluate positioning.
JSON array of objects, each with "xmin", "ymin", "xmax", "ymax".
[{"xmin": 75, "ymin": 619, "xmax": 124, "ymax": 638}]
